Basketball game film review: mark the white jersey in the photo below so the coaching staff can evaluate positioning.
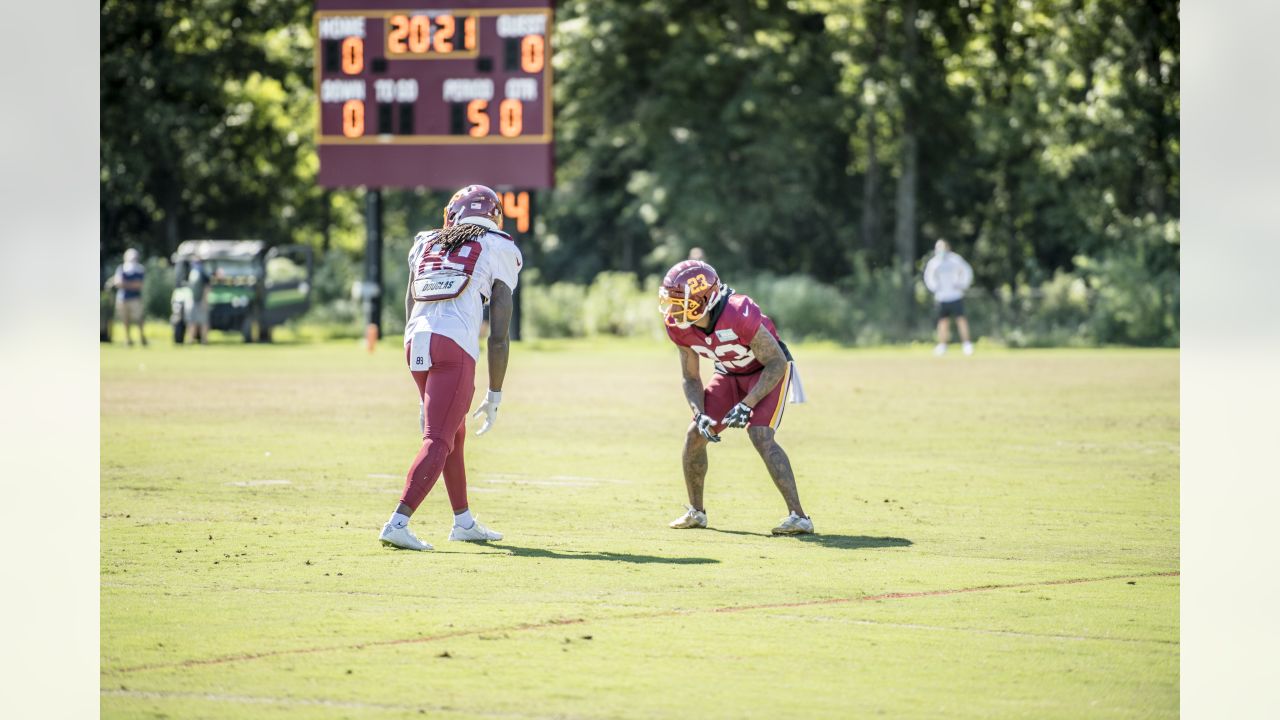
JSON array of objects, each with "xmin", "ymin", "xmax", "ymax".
[
  {"xmin": 403, "ymin": 217, "xmax": 523, "ymax": 361},
  {"xmin": 923, "ymin": 251, "xmax": 973, "ymax": 303}
]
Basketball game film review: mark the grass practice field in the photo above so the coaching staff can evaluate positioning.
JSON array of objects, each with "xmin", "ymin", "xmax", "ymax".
[{"xmin": 101, "ymin": 335, "xmax": 1179, "ymax": 719}]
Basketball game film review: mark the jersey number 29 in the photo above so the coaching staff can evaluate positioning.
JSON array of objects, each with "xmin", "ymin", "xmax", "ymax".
[{"xmin": 413, "ymin": 240, "xmax": 482, "ymax": 302}]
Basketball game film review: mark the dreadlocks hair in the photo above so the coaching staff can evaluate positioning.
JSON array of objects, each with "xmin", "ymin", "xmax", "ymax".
[{"xmin": 432, "ymin": 221, "xmax": 491, "ymax": 253}]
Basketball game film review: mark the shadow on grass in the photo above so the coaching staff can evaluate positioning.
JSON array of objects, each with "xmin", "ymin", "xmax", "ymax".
[
  {"xmin": 487, "ymin": 543, "xmax": 720, "ymax": 565},
  {"xmin": 705, "ymin": 528, "xmax": 913, "ymax": 550}
]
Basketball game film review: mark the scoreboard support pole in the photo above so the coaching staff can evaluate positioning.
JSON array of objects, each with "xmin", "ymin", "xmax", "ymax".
[{"xmin": 364, "ymin": 188, "xmax": 384, "ymax": 339}]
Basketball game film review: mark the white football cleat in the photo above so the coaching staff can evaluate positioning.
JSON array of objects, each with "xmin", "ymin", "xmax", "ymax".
[
  {"xmin": 379, "ymin": 523, "xmax": 433, "ymax": 551},
  {"xmin": 962, "ymin": 342, "xmax": 974, "ymax": 356},
  {"xmin": 449, "ymin": 519, "xmax": 503, "ymax": 542},
  {"xmin": 933, "ymin": 343, "xmax": 947, "ymax": 356},
  {"xmin": 669, "ymin": 506, "xmax": 708, "ymax": 529},
  {"xmin": 771, "ymin": 512, "xmax": 815, "ymax": 536}
]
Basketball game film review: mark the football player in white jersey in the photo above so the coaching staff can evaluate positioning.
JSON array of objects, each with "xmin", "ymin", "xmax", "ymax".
[{"xmin": 379, "ymin": 185, "xmax": 524, "ymax": 551}]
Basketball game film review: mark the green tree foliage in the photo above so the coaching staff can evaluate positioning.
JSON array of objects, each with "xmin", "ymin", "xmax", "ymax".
[
  {"xmin": 100, "ymin": 0, "xmax": 1179, "ymax": 344},
  {"xmin": 101, "ymin": 1, "xmax": 364, "ymax": 258},
  {"xmin": 547, "ymin": 0, "xmax": 852, "ymax": 280}
]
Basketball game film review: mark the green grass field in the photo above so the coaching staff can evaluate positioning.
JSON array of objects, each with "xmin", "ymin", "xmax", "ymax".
[{"xmin": 101, "ymin": 336, "xmax": 1178, "ymax": 718}]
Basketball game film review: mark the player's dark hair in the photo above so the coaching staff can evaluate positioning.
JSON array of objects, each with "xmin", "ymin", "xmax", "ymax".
[{"xmin": 434, "ymin": 222, "xmax": 490, "ymax": 252}]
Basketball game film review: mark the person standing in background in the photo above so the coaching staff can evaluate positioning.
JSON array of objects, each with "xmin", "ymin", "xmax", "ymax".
[
  {"xmin": 186, "ymin": 259, "xmax": 211, "ymax": 345},
  {"xmin": 111, "ymin": 248, "xmax": 147, "ymax": 347},
  {"xmin": 923, "ymin": 240, "xmax": 974, "ymax": 356}
]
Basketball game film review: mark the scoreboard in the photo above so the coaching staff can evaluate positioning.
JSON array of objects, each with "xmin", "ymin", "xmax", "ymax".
[{"xmin": 314, "ymin": 1, "xmax": 553, "ymax": 189}]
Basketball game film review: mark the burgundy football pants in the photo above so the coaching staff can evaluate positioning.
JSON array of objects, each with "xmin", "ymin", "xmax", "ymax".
[{"xmin": 401, "ymin": 333, "xmax": 475, "ymax": 513}]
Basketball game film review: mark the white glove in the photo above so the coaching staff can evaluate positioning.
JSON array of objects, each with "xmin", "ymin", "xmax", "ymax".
[
  {"xmin": 419, "ymin": 399, "xmax": 425, "ymax": 435},
  {"xmin": 693, "ymin": 413, "xmax": 721, "ymax": 443},
  {"xmin": 472, "ymin": 390, "xmax": 502, "ymax": 436}
]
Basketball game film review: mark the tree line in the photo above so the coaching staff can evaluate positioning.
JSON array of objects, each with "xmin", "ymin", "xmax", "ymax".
[{"xmin": 101, "ymin": 0, "xmax": 1178, "ymax": 337}]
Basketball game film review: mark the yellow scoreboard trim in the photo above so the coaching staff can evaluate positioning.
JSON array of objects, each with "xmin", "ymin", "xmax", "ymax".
[
  {"xmin": 318, "ymin": 134, "xmax": 551, "ymax": 145},
  {"xmin": 314, "ymin": 7, "xmax": 553, "ymax": 146}
]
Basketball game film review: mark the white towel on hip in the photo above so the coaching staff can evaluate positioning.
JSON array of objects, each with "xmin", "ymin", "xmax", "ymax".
[{"xmin": 787, "ymin": 361, "xmax": 807, "ymax": 404}]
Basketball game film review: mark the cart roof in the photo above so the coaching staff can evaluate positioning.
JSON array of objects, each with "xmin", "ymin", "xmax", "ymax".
[{"xmin": 172, "ymin": 240, "xmax": 266, "ymax": 261}]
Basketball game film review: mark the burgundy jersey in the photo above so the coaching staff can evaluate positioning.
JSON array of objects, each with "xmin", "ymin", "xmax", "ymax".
[{"xmin": 666, "ymin": 293, "xmax": 780, "ymax": 375}]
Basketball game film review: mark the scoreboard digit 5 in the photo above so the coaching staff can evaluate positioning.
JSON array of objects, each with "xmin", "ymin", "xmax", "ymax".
[{"xmin": 315, "ymin": 1, "xmax": 553, "ymax": 189}]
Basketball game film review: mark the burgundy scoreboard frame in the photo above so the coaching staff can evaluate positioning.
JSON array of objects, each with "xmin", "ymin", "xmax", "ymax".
[{"xmin": 314, "ymin": 0, "xmax": 554, "ymax": 189}]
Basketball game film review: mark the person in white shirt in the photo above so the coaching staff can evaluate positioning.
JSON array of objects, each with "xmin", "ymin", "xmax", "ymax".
[
  {"xmin": 379, "ymin": 185, "xmax": 523, "ymax": 551},
  {"xmin": 923, "ymin": 240, "xmax": 974, "ymax": 356},
  {"xmin": 110, "ymin": 248, "xmax": 148, "ymax": 346}
]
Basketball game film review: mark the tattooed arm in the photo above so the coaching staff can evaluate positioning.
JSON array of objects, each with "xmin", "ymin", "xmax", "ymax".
[
  {"xmin": 678, "ymin": 346, "xmax": 705, "ymax": 416},
  {"xmin": 741, "ymin": 331, "xmax": 787, "ymax": 408}
]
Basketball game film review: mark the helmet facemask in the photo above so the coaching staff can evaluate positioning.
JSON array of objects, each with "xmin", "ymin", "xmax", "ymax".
[{"xmin": 659, "ymin": 281, "xmax": 720, "ymax": 329}]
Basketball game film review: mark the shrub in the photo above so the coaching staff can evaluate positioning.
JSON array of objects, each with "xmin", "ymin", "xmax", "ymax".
[
  {"xmin": 523, "ymin": 272, "xmax": 590, "ymax": 338},
  {"xmin": 311, "ymin": 249, "xmax": 359, "ymax": 305},
  {"xmin": 299, "ymin": 249, "xmax": 364, "ymax": 336},
  {"xmin": 736, "ymin": 273, "xmax": 859, "ymax": 343},
  {"xmin": 581, "ymin": 272, "xmax": 665, "ymax": 339},
  {"xmin": 517, "ymin": 262, "xmax": 1177, "ymax": 347}
]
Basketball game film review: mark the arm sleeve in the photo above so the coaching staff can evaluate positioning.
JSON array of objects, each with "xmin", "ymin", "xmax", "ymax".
[
  {"xmin": 923, "ymin": 258, "xmax": 939, "ymax": 292},
  {"xmin": 959, "ymin": 257, "xmax": 974, "ymax": 290},
  {"xmin": 489, "ymin": 237, "xmax": 523, "ymax": 292}
]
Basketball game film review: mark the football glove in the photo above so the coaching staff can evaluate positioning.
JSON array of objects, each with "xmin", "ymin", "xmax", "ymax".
[
  {"xmin": 722, "ymin": 402, "xmax": 753, "ymax": 429},
  {"xmin": 472, "ymin": 390, "xmax": 502, "ymax": 436},
  {"xmin": 693, "ymin": 413, "xmax": 721, "ymax": 443}
]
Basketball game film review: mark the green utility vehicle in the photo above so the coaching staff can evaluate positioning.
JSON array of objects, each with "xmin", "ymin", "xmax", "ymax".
[{"xmin": 170, "ymin": 240, "xmax": 313, "ymax": 343}]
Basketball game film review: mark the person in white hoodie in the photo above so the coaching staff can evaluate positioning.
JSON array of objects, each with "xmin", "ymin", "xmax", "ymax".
[{"xmin": 922, "ymin": 240, "xmax": 974, "ymax": 355}]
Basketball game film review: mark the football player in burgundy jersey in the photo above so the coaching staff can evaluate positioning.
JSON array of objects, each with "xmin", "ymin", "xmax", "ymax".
[
  {"xmin": 659, "ymin": 260, "xmax": 814, "ymax": 535},
  {"xmin": 378, "ymin": 185, "xmax": 523, "ymax": 551}
]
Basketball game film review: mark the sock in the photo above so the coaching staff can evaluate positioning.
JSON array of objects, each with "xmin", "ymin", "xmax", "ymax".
[
  {"xmin": 389, "ymin": 512, "xmax": 410, "ymax": 529},
  {"xmin": 453, "ymin": 508, "xmax": 474, "ymax": 529}
]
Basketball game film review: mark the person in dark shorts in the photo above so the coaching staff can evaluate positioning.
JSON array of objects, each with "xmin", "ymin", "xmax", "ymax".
[{"xmin": 923, "ymin": 240, "xmax": 974, "ymax": 355}]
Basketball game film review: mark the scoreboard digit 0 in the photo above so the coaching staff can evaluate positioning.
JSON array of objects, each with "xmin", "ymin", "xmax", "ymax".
[{"xmin": 315, "ymin": 1, "xmax": 553, "ymax": 189}]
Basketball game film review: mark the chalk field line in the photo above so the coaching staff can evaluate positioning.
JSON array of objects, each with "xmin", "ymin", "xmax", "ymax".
[{"xmin": 108, "ymin": 570, "xmax": 1178, "ymax": 674}]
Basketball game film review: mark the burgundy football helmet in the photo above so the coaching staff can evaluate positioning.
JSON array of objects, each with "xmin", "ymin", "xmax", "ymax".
[
  {"xmin": 659, "ymin": 260, "xmax": 724, "ymax": 329},
  {"xmin": 443, "ymin": 184, "xmax": 504, "ymax": 229},
  {"xmin": 445, "ymin": 183, "xmax": 504, "ymax": 228}
]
